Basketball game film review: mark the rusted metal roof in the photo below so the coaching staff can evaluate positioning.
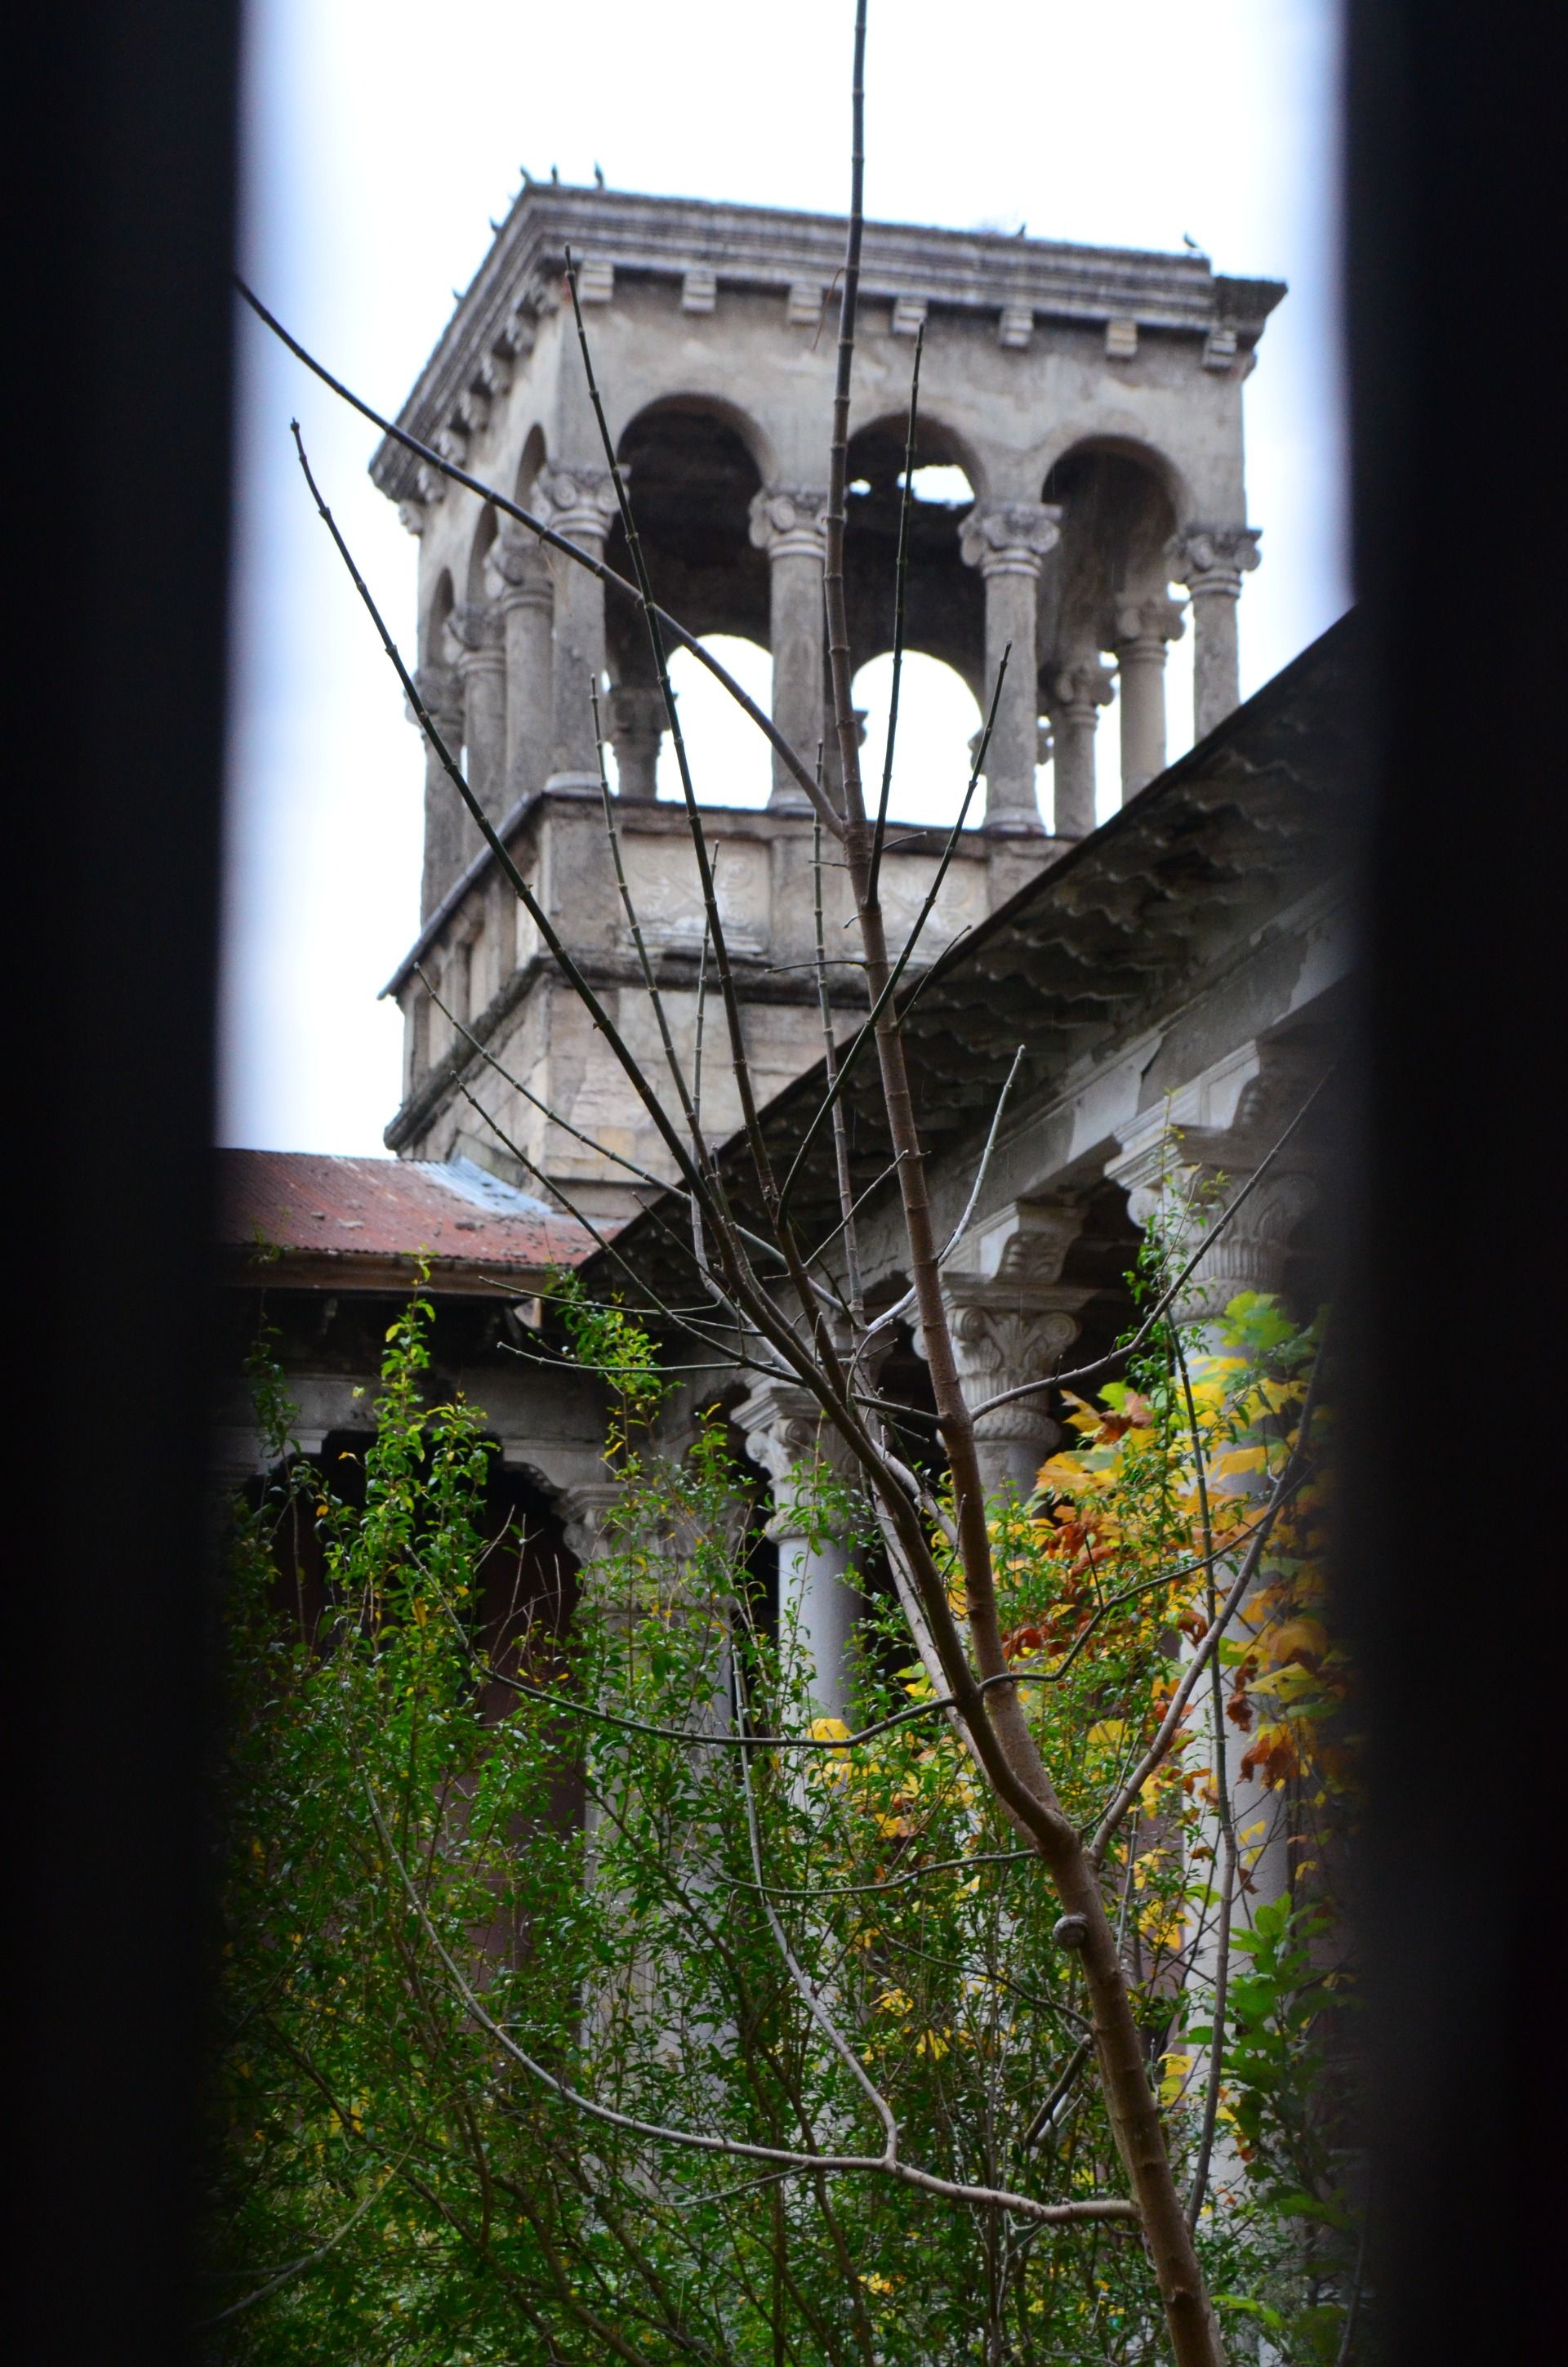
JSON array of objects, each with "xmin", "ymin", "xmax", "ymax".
[{"xmin": 218, "ymin": 1151, "xmax": 595, "ymax": 1291}]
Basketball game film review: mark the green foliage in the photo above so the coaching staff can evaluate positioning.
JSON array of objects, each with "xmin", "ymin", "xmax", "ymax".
[{"xmin": 204, "ymin": 1284, "xmax": 1360, "ymax": 2362}]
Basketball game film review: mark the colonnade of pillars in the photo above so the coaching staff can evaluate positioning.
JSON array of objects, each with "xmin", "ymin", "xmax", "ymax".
[{"xmin": 412, "ymin": 460, "xmax": 1261, "ymax": 917}]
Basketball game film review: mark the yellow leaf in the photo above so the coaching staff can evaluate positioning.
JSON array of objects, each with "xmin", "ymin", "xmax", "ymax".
[
  {"xmin": 1264, "ymin": 1616, "xmax": 1327, "ymax": 1666},
  {"xmin": 1211, "ymin": 1444, "xmax": 1270, "ymax": 1478}
]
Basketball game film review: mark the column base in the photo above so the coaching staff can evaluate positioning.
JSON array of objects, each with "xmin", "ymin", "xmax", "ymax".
[
  {"xmin": 984, "ymin": 811, "xmax": 1045, "ymax": 837},
  {"xmin": 768, "ymin": 787, "xmax": 815, "ymax": 815},
  {"xmin": 544, "ymin": 771, "xmax": 604, "ymax": 797}
]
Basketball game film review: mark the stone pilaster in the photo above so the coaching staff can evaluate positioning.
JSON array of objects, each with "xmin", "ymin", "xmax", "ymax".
[
  {"xmin": 536, "ymin": 465, "xmax": 622, "ymax": 791},
  {"xmin": 1045, "ymin": 658, "xmax": 1116, "ymax": 840},
  {"xmin": 409, "ymin": 660, "xmax": 467, "ymax": 920},
  {"xmin": 1170, "ymin": 524, "xmax": 1261, "ymax": 740},
  {"xmin": 748, "ymin": 488, "xmax": 829, "ymax": 813},
  {"xmin": 444, "ymin": 600, "xmax": 507, "ymax": 821},
  {"xmin": 484, "ymin": 527, "xmax": 554, "ymax": 804},
  {"xmin": 608, "ymin": 684, "xmax": 666, "ymax": 802},
  {"xmin": 1111, "ymin": 593, "xmax": 1186, "ymax": 799},
  {"xmin": 734, "ymin": 1376, "xmax": 859, "ymax": 1719},
  {"xmin": 959, "ymin": 501, "xmax": 1062, "ymax": 833}
]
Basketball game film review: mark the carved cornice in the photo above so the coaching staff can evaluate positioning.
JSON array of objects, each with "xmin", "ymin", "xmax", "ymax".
[{"xmin": 371, "ymin": 186, "xmax": 1282, "ymax": 506}]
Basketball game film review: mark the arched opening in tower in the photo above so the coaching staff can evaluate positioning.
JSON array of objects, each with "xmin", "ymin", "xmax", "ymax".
[
  {"xmin": 844, "ymin": 416, "xmax": 985, "ymax": 705},
  {"xmin": 607, "ymin": 400, "xmax": 772, "ymax": 803}
]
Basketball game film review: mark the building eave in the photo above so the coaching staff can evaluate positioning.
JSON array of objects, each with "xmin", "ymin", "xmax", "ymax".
[{"xmin": 370, "ymin": 186, "xmax": 1285, "ymax": 507}]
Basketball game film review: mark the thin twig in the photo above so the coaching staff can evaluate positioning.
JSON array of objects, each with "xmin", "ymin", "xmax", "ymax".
[
  {"xmin": 866, "ymin": 326, "xmax": 923, "ymax": 910},
  {"xmin": 366, "ymin": 1781, "xmax": 1134, "ymax": 2227}
]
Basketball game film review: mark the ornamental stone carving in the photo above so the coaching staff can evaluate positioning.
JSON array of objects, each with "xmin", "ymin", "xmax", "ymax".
[
  {"xmin": 408, "ymin": 661, "xmax": 464, "ymax": 735},
  {"xmin": 608, "ymin": 684, "xmax": 666, "ymax": 801},
  {"xmin": 484, "ymin": 525, "xmax": 552, "ymax": 608},
  {"xmin": 1049, "ymin": 657, "xmax": 1116, "ymax": 721},
  {"xmin": 1170, "ymin": 524, "xmax": 1262, "ymax": 600},
  {"xmin": 748, "ymin": 487, "xmax": 830, "ymax": 563},
  {"xmin": 733, "ymin": 1377, "xmax": 858, "ymax": 1527},
  {"xmin": 557, "ymin": 1480, "xmax": 625, "ymax": 1568},
  {"xmin": 931, "ymin": 1285, "xmax": 1091, "ymax": 1498},
  {"xmin": 960, "ymin": 501, "xmax": 1062, "ymax": 580},
  {"xmin": 1112, "ymin": 593, "xmax": 1186, "ymax": 659},
  {"xmin": 915, "ymin": 1201, "xmax": 1094, "ymax": 1498},
  {"xmin": 535, "ymin": 464, "xmax": 622, "ymax": 546},
  {"xmin": 1108, "ymin": 1038, "xmax": 1322, "ymax": 1323},
  {"xmin": 443, "ymin": 600, "xmax": 505, "ymax": 662}
]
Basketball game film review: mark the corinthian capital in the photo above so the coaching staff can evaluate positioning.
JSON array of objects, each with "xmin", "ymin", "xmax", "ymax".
[
  {"xmin": 484, "ymin": 525, "xmax": 552, "ymax": 606},
  {"xmin": 408, "ymin": 661, "xmax": 463, "ymax": 732},
  {"xmin": 1170, "ymin": 523, "xmax": 1262, "ymax": 597},
  {"xmin": 748, "ymin": 486, "xmax": 830, "ymax": 562},
  {"xmin": 915, "ymin": 1249, "xmax": 1095, "ymax": 1497},
  {"xmin": 1049, "ymin": 658, "xmax": 1116, "ymax": 720},
  {"xmin": 1112, "ymin": 592, "xmax": 1187, "ymax": 656},
  {"xmin": 960, "ymin": 501, "xmax": 1062, "ymax": 579},
  {"xmin": 443, "ymin": 601, "xmax": 504, "ymax": 663},
  {"xmin": 733, "ymin": 1377, "xmax": 859, "ymax": 1533},
  {"xmin": 535, "ymin": 464, "xmax": 622, "ymax": 545}
]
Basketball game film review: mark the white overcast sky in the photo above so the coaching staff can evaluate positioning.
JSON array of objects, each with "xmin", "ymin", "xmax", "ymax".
[{"xmin": 221, "ymin": 0, "xmax": 1348, "ymax": 1155}]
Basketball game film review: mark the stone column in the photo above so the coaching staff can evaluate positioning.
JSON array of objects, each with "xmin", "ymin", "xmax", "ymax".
[
  {"xmin": 536, "ymin": 466, "xmax": 621, "ymax": 791},
  {"xmin": 1046, "ymin": 658, "xmax": 1116, "ymax": 840},
  {"xmin": 748, "ymin": 488, "xmax": 829, "ymax": 813},
  {"xmin": 1170, "ymin": 524, "xmax": 1261, "ymax": 740},
  {"xmin": 1108, "ymin": 1103, "xmax": 1318, "ymax": 2042},
  {"xmin": 959, "ymin": 501, "xmax": 1062, "ymax": 833},
  {"xmin": 445, "ymin": 601, "xmax": 507, "ymax": 822},
  {"xmin": 608, "ymin": 684, "xmax": 666, "ymax": 802},
  {"xmin": 734, "ymin": 1378, "xmax": 858, "ymax": 1721},
  {"xmin": 1111, "ymin": 594, "xmax": 1186, "ymax": 799},
  {"xmin": 485, "ymin": 527, "xmax": 554, "ymax": 805},
  {"xmin": 409, "ymin": 659, "xmax": 467, "ymax": 920}
]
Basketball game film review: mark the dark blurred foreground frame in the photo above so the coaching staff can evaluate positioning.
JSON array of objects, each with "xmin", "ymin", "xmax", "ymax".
[
  {"xmin": 6, "ymin": 2, "xmax": 1565, "ymax": 2359},
  {"xmin": 1342, "ymin": 0, "xmax": 1568, "ymax": 2357},
  {"xmin": 10, "ymin": 5, "xmax": 239, "ymax": 2362}
]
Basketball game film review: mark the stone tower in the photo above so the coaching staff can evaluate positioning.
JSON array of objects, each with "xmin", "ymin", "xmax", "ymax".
[{"xmin": 371, "ymin": 185, "xmax": 1280, "ymax": 1219}]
